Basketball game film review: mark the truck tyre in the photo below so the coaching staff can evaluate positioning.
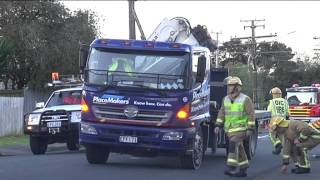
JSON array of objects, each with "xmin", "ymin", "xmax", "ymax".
[
  {"xmin": 180, "ymin": 128, "xmax": 204, "ymax": 170},
  {"xmin": 85, "ymin": 144, "xmax": 109, "ymax": 164},
  {"xmin": 30, "ymin": 136, "xmax": 48, "ymax": 155},
  {"xmin": 244, "ymin": 126, "xmax": 258, "ymax": 160},
  {"xmin": 67, "ymin": 133, "xmax": 80, "ymax": 151}
]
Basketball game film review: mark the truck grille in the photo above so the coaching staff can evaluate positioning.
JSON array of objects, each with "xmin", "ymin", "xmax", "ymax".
[
  {"xmin": 289, "ymin": 106, "xmax": 311, "ymax": 117},
  {"xmin": 40, "ymin": 110, "xmax": 69, "ymax": 122},
  {"xmin": 93, "ymin": 105, "xmax": 172, "ymax": 122}
]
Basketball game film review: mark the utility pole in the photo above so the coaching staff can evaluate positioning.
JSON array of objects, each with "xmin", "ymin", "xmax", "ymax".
[
  {"xmin": 128, "ymin": 0, "xmax": 146, "ymax": 40},
  {"xmin": 129, "ymin": 0, "xmax": 136, "ymax": 39},
  {"xmin": 313, "ymin": 36, "xmax": 320, "ymax": 61},
  {"xmin": 212, "ymin": 31, "xmax": 222, "ymax": 68},
  {"xmin": 232, "ymin": 19, "xmax": 277, "ymax": 109}
]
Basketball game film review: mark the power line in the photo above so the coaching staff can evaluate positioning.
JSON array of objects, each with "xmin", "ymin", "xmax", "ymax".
[{"xmin": 235, "ymin": 19, "xmax": 277, "ymax": 109}]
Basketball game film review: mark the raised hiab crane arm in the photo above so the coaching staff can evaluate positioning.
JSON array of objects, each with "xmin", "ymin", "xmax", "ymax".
[{"xmin": 147, "ymin": 17, "xmax": 200, "ymax": 46}]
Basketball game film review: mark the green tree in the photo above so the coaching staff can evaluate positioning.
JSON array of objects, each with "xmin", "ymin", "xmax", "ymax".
[{"xmin": 0, "ymin": 1, "xmax": 98, "ymax": 89}]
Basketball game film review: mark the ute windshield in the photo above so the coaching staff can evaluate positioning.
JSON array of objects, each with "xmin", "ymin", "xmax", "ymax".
[
  {"xmin": 86, "ymin": 47, "xmax": 190, "ymax": 90},
  {"xmin": 46, "ymin": 90, "xmax": 82, "ymax": 108},
  {"xmin": 287, "ymin": 91, "xmax": 317, "ymax": 106}
]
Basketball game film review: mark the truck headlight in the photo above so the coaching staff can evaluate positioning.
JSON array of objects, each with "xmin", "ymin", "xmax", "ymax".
[
  {"xmin": 81, "ymin": 123, "xmax": 97, "ymax": 135},
  {"xmin": 71, "ymin": 111, "xmax": 81, "ymax": 123},
  {"xmin": 162, "ymin": 132, "xmax": 183, "ymax": 141},
  {"xmin": 27, "ymin": 114, "xmax": 41, "ymax": 125}
]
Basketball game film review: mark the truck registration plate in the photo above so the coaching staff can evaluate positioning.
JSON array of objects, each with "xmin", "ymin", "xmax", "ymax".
[
  {"xmin": 119, "ymin": 136, "xmax": 138, "ymax": 143},
  {"xmin": 47, "ymin": 121, "xmax": 61, "ymax": 128}
]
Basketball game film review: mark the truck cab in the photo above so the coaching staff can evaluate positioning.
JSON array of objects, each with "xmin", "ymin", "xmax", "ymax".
[
  {"xmin": 286, "ymin": 84, "xmax": 320, "ymax": 122},
  {"xmin": 24, "ymin": 87, "xmax": 82, "ymax": 154}
]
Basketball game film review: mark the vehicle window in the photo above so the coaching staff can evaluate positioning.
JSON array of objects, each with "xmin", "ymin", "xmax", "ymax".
[{"xmin": 46, "ymin": 91, "xmax": 82, "ymax": 107}]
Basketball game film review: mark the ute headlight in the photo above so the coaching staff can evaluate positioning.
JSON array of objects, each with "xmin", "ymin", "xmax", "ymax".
[
  {"xmin": 81, "ymin": 123, "xmax": 97, "ymax": 135},
  {"xmin": 162, "ymin": 131, "xmax": 183, "ymax": 141},
  {"xmin": 71, "ymin": 111, "xmax": 81, "ymax": 123},
  {"xmin": 27, "ymin": 114, "xmax": 41, "ymax": 125}
]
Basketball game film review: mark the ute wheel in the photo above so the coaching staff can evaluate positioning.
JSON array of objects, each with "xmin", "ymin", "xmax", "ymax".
[
  {"xmin": 244, "ymin": 127, "xmax": 258, "ymax": 160},
  {"xmin": 85, "ymin": 144, "xmax": 109, "ymax": 164},
  {"xmin": 30, "ymin": 136, "xmax": 48, "ymax": 155},
  {"xmin": 67, "ymin": 133, "xmax": 80, "ymax": 151},
  {"xmin": 180, "ymin": 128, "xmax": 204, "ymax": 169}
]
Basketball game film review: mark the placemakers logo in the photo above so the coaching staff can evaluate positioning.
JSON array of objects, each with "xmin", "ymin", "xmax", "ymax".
[{"xmin": 93, "ymin": 95, "xmax": 130, "ymax": 105}]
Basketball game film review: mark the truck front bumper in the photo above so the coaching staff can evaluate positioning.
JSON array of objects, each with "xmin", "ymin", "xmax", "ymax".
[
  {"xmin": 289, "ymin": 116, "xmax": 319, "ymax": 122},
  {"xmin": 80, "ymin": 121, "xmax": 196, "ymax": 155}
]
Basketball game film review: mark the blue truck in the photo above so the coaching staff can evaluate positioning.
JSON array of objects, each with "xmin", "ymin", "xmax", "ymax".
[{"xmin": 78, "ymin": 17, "xmax": 270, "ymax": 169}]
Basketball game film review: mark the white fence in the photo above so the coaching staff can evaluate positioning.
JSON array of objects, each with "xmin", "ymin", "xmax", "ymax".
[{"xmin": 0, "ymin": 97, "xmax": 24, "ymax": 137}]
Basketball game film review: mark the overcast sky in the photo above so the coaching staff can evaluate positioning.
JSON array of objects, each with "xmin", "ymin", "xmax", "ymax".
[{"xmin": 62, "ymin": 1, "xmax": 320, "ymax": 57}]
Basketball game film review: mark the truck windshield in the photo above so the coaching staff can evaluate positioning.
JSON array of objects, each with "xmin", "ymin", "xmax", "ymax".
[
  {"xmin": 86, "ymin": 47, "xmax": 189, "ymax": 90},
  {"xmin": 46, "ymin": 90, "xmax": 82, "ymax": 108},
  {"xmin": 287, "ymin": 92, "xmax": 317, "ymax": 105}
]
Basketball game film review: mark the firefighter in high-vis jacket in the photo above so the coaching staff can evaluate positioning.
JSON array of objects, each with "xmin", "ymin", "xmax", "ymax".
[
  {"xmin": 108, "ymin": 58, "xmax": 134, "ymax": 75},
  {"xmin": 267, "ymin": 87, "xmax": 290, "ymax": 155},
  {"xmin": 214, "ymin": 76, "xmax": 256, "ymax": 177},
  {"xmin": 270, "ymin": 118, "xmax": 320, "ymax": 174}
]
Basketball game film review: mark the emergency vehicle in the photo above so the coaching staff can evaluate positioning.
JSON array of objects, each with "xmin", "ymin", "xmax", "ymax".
[
  {"xmin": 23, "ymin": 74, "xmax": 83, "ymax": 154},
  {"xmin": 286, "ymin": 83, "xmax": 320, "ymax": 122}
]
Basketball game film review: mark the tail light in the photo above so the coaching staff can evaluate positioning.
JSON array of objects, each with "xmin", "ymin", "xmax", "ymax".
[
  {"xmin": 81, "ymin": 98, "xmax": 89, "ymax": 113},
  {"xmin": 176, "ymin": 103, "xmax": 190, "ymax": 120}
]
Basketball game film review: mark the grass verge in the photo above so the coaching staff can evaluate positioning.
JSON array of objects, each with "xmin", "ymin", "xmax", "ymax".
[{"xmin": 0, "ymin": 135, "xmax": 28, "ymax": 147}]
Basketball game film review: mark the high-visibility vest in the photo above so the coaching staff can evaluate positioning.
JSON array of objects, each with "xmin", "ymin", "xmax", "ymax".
[
  {"xmin": 268, "ymin": 98, "xmax": 288, "ymax": 118},
  {"xmin": 224, "ymin": 93, "xmax": 248, "ymax": 133},
  {"xmin": 108, "ymin": 61, "xmax": 133, "ymax": 73}
]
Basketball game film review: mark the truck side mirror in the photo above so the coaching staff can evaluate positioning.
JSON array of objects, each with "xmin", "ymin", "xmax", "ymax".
[
  {"xmin": 79, "ymin": 44, "xmax": 89, "ymax": 74},
  {"xmin": 35, "ymin": 102, "xmax": 45, "ymax": 109},
  {"xmin": 196, "ymin": 55, "xmax": 206, "ymax": 83}
]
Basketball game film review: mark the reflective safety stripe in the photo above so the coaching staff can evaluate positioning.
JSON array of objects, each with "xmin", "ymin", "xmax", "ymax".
[
  {"xmin": 227, "ymin": 158, "xmax": 238, "ymax": 165},
  {"xmin": 298, "ymin": 150, "xmax": 310, "ymax": 168},
  {"xmin": 283, "ymin": 155, "xmax": 290, "ymax": 159},
  {"xmin": 225, "ymin": 111, "xmax": 244, "ymax": 116},
  {"xmin": 238, "ymin": 160, "xmax": 249, "ymax": 166},
  {"xmin": 299, "ymin": 134, "xmax": 308, "ymax": 140},
  {"xmin": 248, "ymin": 121, "xmax": 255, "ymax": 126},
  {"xmin": 228, "ymin": 127, "xmax": 247, "ymax": 133},
  {"xmin": 311, "ymin": 135, "xmax": 320, "ymax": 139},
  {"xmin": 216, "ymin": 118, "xmax": 223, "ymax": 123}
]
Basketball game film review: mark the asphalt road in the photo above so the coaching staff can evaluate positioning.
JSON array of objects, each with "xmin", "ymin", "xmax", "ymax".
[{"xmin": 0, "ymin": 134, "xmax": 320, "ymax": 180}]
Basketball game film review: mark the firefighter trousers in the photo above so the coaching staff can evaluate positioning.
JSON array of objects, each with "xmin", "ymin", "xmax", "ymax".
[
  {"xmin": 226, "ymin": 131, "xmax": 249, "ymax": 169},
  {"xmin": 294, "ymin": 137, "xmax": 320, "ymax": 168}
]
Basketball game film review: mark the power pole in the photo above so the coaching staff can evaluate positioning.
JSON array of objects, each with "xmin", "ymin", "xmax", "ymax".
[
  {"xmin": 313, "ymin": 36, "xmax": 320, "ymax": 61},
  {"xmin": 212, "ymin": 31, "xmax": 222, "ymax": 68},
  {"xmin": 128, "ymin": 0, "xmax": 146, "ymax": 40},
  {"xmin": 232, "ymin": 19, "xmax": 277, "ymax": 109},
  {"xmin": 129, "ymin": 0, "xmax": 136, "ymax": 39}
]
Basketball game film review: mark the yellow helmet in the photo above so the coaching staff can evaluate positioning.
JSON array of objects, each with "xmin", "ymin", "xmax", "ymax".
[
  {"xmin": 270, "ymin": 87, "xmax": 282, "ymax": 94},
  {"xmin": 269, "ymin": 117, "xmax": 289, "ymax": 131},
  {"xmin": 227, "ymin": 76, "xmax": 243, "ymax": 86}
]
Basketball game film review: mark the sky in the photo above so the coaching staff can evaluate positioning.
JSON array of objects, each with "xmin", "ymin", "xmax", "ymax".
[{"xmin": 61, "ymin": 1, "xmax": 320, "ymax": 57}]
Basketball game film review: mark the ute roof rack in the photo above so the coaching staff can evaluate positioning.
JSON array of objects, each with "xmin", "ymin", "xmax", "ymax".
[{"xmin": 46, "ymin": 72, "xmax": 83, "ymax": 88}]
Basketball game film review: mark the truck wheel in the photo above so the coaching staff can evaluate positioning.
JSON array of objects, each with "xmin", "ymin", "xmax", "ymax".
[
  {"xmin": 180, "ymin": 128, "xmax": 204, "ymax": 169},
  {"xmin": 67, "ymin": 133, "xmax": 80, "ymax": 151},
  {"xmin": 244, "ymin": 128, "xmax": 258, "ymax": 160},
  {"xmin": 30, "ymin": 136, "xmax": 48, "ymax": 155},
  {"xmin": 85, "ymin": 144, "xmax": 109, "ymax": 164}
]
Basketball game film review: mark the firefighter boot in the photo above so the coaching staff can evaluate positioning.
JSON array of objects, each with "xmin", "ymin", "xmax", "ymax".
[
  {"xmin": 291, "ymin": 167, "xmax": 310, "ymax": 174},
  {"xmin": 224, "ymin": 166, "xmax": 236, "ymax": 176},
  {"xmin": 272, "ymin": 143, "xmax": 282, "ymax": 155},
  {"xmin": 231, "ymin": 168, "xmax": 247, "ymax": 177}
]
